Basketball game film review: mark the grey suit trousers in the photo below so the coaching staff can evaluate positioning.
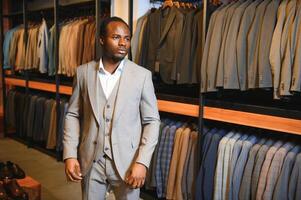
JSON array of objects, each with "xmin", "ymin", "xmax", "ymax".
[{"xmin": 82, "ymin": 156, "xmax": 139, "ymax": 200}]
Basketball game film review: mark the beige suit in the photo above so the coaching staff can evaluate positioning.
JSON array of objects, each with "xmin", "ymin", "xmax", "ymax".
[
  {"xmin": 63, "ymin": 59, "xmax": 160, "ymax": 180},
  {"xmin": 279, "ymin": 0, "xmax": 297, "ymax": 96},
  {"xmin": 269, "ymin": 0, "xmax": 289, "ymax": 99}
]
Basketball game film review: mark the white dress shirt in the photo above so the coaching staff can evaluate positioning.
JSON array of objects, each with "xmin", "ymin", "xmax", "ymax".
[{"xmin": 98, "ymin": 59, "xmax": 124, "ymax": 99}]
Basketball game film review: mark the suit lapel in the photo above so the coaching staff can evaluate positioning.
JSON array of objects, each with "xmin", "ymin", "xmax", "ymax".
[
  {"xmin": 87, "ymin": 61, "xmax": 105, "ymax": 126},
  {"xmin": 159, "ymin": 7, "xmax": 176, "ymax": 46},
  {"xmin": 113, "ymin": 59, "xmax": 133, "ymax": 123}
]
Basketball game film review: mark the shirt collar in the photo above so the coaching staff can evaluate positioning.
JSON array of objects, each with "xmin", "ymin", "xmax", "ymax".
[{"xmin": 98, "ymin": 58, "xmax": 125, "ymax": 75}]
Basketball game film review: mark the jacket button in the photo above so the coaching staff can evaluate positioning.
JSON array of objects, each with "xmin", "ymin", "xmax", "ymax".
[
  {"xmin": 93, "ymin": 141, "xmax": 97, "ymax": 145},
  {"xmin": 106, "ymin": 105, "xmax": 110, "ymax": 109},
  {"xmin": 93, "ymin": 160, "xmax": 96, "ymax": 163},
  {"xmin": 105, "ymin": 147, "xmax": 109, "ymax": 151}
]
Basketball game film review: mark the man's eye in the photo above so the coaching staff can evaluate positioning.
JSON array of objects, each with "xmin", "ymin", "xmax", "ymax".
[
  {"xmin": 125, "ymin": 38, "xmax": 131, "ymax": 42},
  {"xmin": 113, "ymin": 36, "xmax": 119, "ymax": 40}
]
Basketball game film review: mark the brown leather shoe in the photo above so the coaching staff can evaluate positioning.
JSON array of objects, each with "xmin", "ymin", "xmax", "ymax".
[
  {"xmin": 6, "ymin": 162, "xmax": 25, "ymax": 179},
  {"xmin": 3, "ymin": 178, "xmax": 28, "ymax": 200}
]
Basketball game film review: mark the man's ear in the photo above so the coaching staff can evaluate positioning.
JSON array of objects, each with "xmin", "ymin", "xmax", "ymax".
[{"xmin": 100, "ymin": 37, "xmax": 104, "ymax": 45}]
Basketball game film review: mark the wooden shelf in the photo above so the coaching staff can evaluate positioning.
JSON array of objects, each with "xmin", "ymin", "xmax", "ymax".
[
  {"xmin": 157, "ymin": 99, "xmax": 301, "ymax": 135},
  {"xmin": 157, "ymin": 100, "xmax": 199, "ymax": 117},
  {"xmin": 5, "ymin": 77, "xmax": 301, "ymax": 135},
  {"xmin": 5, "ymin": 77, "xmax": 72, "ymax": 95}
]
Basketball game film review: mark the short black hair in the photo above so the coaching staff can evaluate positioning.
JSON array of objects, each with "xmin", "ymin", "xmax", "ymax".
[{"xmin": 99, "ymin": 16, "xmax": 130, "ymax": 37}]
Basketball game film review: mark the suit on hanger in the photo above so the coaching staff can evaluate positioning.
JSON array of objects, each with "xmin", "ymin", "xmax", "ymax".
[
  {"xmin": 200, "ymin": 129, "xmax": 226, "ymax": 200},
  {"xmin": 227, "ymin": 134, "xmax": 249, "ymax": 200},
  {"xmin": 63, "ymin": 59, "xmax": 160, "ymax": 180},
  {"xmin": 251, "ymin": 139, "xmax": 274, "ymax": 200},
  {"xmin": 158, "ymin": 6, "xmax": 184, "ymax": 84},
  {"xmin": 291, "ymin": 6, "xmax": 301, "ymax": 92},
  {"xmin": 238, "ymin": 137, "xmax": 266, "ymax": 200},
  {"xmin": 200, "ymin": 8, "xmax": 220, "ymax": 92},
  {"xmin": 223, "ymin": 0, "xmax": 252, "ymax": 89},
  {"xmin": 279, "ymin": 0, "xmax": 297, "ymax": 96},
  {"xmin": 216, "ymin": 1, "xmax": 241, "ymax": 89},
  {"xmin": 205, "ymin": 3, "xmax": 232, "ymax": 92},
  {"xmin": 273, "ymin": 146, "xmax": 301, "ymax": 200},
  {"xmin": 288, "ymin": 152, "xmax": 301, "ymax": 200},
  {"xmin": 256, "ymin": 140, "xmax": 283, "ymax": 200},
  {"xmin": 236, "ymin": 0, "xmax": 263, "ymax": 90},
  {"xmin": 231, "ymin": 135, "xmax": 258, "ymax": 200},
  {"xmin": 213, "ymin": 131, "xmax": 235, "ymax": 200},
  {"xmin": 257, "ymin": 0, "xmax": 280, "ymax": 88},
  {"xmin": 269, "ymin": 0, "xmax": 289, "ymax": 98},
  {"xmin": 263, "ymin": 142, "xmax": 294, "ymax": 200},
  {"xmin": 176, "ymin": 9, "xmax": 200, "ymax": 84},
  {"xmin": 247, "ymin": 0, "xmax": 271, "ymax": 89}
]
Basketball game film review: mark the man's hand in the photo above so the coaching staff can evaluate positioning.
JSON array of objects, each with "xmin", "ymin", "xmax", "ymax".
[
  {"xmin": 125, "ymin": 163, "xmax": 147, "ymax": 189},
  {"xmin": 65, "ymin": 158, "xmax": 82, "ymax": 183}
]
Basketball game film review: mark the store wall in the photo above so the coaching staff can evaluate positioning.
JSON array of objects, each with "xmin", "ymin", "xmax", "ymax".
[{"xmin": 111, "ymin": 0, "xmax": 150, "ymax": 32}]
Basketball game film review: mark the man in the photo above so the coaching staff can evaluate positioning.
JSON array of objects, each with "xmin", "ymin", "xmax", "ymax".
[{"xmin": 63, "ymin": 17, "xmax": 160, "ymax": 200}]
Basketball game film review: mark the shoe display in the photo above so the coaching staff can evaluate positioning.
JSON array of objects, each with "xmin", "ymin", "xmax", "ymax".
[
  {"xmin": 0, "ymin": 163, "xmax": 13, "ymax": 180},
  {"xmin": 3, "ymin": 178, "xmax": 28, "ymax": 200},
  {"xmin": 6, "ymin": 162, "xmax": 25, "ymax": 179}
]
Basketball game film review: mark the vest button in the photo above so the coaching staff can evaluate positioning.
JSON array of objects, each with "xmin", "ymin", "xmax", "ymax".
[
  {"xmin": 93, "ymin": 160, "xmax": 96, "ymax": 163},
  {"xmin": 93, "ymin": 141, "xmax": 97, "ymax": 145},
  {"xmin": 106, "ymin": 118, "xmax": 110, "ymax": 122},
  {"xmin": 106, "ymin": 105, "xmax": 110, "ymax": 109}
]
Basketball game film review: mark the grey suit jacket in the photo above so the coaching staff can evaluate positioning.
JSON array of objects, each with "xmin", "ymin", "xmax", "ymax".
[
  {"xmin": 236, "ymin": 0, "xmax": 263, "ymax": 90},
  {"xmin": 63, "ymin": 59, "xmax": 160, "ymax": 179},
  {"xmin": 232, "ymin": 135, "xmax": 258, "ymax": 200},
  {"xmin": 288, "ymin": 152, "xmax": 301, "ymax": 200},
  {"xmin": 257, "ymin": 0, "xmax": 280, "ymax": 88},
  {"xmin": 216, "ymin": 1, "xmax": 241, "ymax": 89},
  {"xmin": 239, "ymin": 137, "xmax": 266, "ymax": 200},
  {"xmin": 247, "ymin": 0, "xmax": 271, "ymax": 89},
  {"xmin": 223, "ymin": 0, "xmax": 252, "ymax": 89},
  {"xmin": 273, "ymin": 146, "xmax": 301, "ymax": 200}
]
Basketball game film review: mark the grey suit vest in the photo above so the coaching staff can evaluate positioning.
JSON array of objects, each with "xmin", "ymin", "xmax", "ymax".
[{"xmin": 95, "ymin": 77, "xmax": 121, "ymax": 160}]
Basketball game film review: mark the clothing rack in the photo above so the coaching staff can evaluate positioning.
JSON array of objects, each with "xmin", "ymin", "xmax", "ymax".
[{"xmin": 0, "ymin": 0, "xmax": 105, "ymax": 159}]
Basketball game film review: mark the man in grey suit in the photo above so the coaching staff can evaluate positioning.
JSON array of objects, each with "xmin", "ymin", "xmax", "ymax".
[{"xmin": 63, "ymin": 17, "xmax": 160, "ymax": 200}]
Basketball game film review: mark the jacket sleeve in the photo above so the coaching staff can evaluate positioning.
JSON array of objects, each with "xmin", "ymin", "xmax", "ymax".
[
  {"xmin": 135, "ymin": 71, "xmax": 160, "ymax": 168},
  {"xmin": 63, "ymin": 70, "xmax": 82, "ymax": 160}
]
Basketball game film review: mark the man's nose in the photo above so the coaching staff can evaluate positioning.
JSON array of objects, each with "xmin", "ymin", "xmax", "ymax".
[{"xmin": 119, "ymin": 38, "xmax": 126, "ymax": 46}]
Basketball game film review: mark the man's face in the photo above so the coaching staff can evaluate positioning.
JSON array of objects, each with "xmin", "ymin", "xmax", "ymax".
[{"xmin": 100, "ymin": 21, "xmax": 131, "ymax": 62}]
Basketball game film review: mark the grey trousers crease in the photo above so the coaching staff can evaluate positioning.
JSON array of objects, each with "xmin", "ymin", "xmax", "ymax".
[{"xmin": 82, "ymin": 156, "xmax": 140, "ymax": 200}]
